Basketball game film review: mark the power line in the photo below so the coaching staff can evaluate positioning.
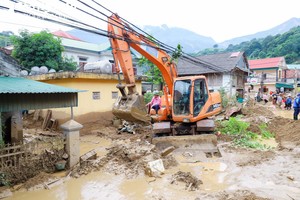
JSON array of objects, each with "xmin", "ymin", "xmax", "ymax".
[{"xmin": 2, "ymin": 0, "xmax": 225, "ymax": 73}]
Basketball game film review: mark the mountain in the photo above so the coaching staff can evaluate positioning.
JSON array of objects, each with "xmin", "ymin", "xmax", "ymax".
[
  {"xmin": 142, "ymin": 25, "xmax": 216, "ymax": 53},
  {"xmin": 219, "ymin": 18, "xmax": 300, "ymax": 48},
  {"xmin": 67, "ymin": 25, "xmax": 216, "ymax": 54},
  {"xmin": 67, "ymin": 18, "xmax": 300, "ymax": 53}
]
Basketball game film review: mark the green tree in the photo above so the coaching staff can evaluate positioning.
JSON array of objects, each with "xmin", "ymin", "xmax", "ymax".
[
  {"xmin": 138, "ymin": 44, "xmax": 183, "ymax": 90},
  {"xmin": 11, "ymin": 30, "xmax": 76, "ymax": 71}
]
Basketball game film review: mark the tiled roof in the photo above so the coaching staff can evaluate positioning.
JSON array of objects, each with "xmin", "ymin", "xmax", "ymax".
[
  {"xmin": 0, "ymin": 77, "xmax": 82, "ymax": 94},
  {"xmin": 285, "ymin": 69, "xmax": 300, "ymax": 79},
  {"xmin": 52, "ymin": 30, "xmax": 82, "ymax": 41},
  {"xmin": 248, "ymin": 57, "xmax": 285, "ymax": 69},
  {"xmin": 177, "ymin": 51, "xmax": 248, "ymax": 75}
]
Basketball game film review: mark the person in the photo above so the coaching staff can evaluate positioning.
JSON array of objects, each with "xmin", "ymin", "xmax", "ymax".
[
  {"xmin": 293, "ymin": 93, "xmax": 300, "ymax": 120},
  {"xmin": 276, "ymin": 94, "xmax": 282, "ymax": 108},
  {"xmin": 285, "ymin": 95, "xmax": 292, "ymax": 110},
  {"xmin": 272, "ymin": 93, "xmax": 277, "ymax": 105},
  {"xmin": 147, "ymin": 91, "xmax": 161, "ymax": 116},
  {"xmin": 262, "ymin": 93, "xmax": 268, "ymax": 104}
]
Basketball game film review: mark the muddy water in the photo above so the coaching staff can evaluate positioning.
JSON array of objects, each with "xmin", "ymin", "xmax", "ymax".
[
  {"xmin": 118, "ymin": 161, "xmax": 228, "ymax": 200},
  {"xmin": 9, "ymin": 134, "xmax": 229, "ymax": 200},
  {"xmin": 10, "ymin": 161, "xmax": 228, "ymax": 200}
]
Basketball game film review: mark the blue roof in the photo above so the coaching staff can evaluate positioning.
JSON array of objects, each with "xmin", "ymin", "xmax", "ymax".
[
  {"xmin": 0, "ymin": 77, "xmax": 82, "ymax": 94},
  {"xmin": 287, "ymin": 64, "xmax": 300, "ymax": 69}
]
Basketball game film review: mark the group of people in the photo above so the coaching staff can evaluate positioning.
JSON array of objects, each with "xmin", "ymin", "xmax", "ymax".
[{"xmin": 256, "ymin": 91, "xmax": 300, "ymax": 120}]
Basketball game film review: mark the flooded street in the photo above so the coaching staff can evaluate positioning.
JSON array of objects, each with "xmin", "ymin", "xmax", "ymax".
[
  {"xmin": 9, "ymin": 134, "xmax": 230, "ymax": 200},
  {"xmin": 5, "ymin": 104, "xmax": 300, "ymax": 200}
]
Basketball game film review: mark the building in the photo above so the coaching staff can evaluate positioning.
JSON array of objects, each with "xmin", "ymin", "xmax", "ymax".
[
  {"xmin": 0, "ymin": 76, "xmax": 81, "ymax": 144},
  {"xmin": 177, "ymin": 51, "xmax": 250, "ymax": 98},
  {"xmin": 28, "ymin": 72, "xmax": 144, "ymax": 123},
  {"xmin": 247, "ymin": 57, "xmax": 288, "ymax": 93},
  {"xmin": 52, "ymin": 30, "xmax": 112, "ymax": 69},
  {"xmin": 284, "ymin": 64, "xmax": 300, "ymax": 83}
]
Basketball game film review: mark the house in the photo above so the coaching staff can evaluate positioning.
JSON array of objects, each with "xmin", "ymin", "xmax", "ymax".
[
  {"xmin": 28, "ymin": 72, "xmax": 144, "ymax": 123},
  {"xmin": 52, "ymin": 30, "xmax": 112, "ymax": 68},
  {"xmin": 247, "ymin": 57, "xmax": 288, "ymax": 93},
  {"xmin": 52, "ymin": 30, "xmax": 143, "ymax": 75},
  {"xmin": 177, "ymin": 51, "xmax": 250, "ymax": 98},
  {"xmin": 284, "ymin": 64, "xmax": 300, "ymax": 84}
]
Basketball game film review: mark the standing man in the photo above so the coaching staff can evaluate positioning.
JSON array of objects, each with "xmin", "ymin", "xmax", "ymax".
[{"xmin": 293, "ymin": 93, "xmax": 300, "ymax": 120}]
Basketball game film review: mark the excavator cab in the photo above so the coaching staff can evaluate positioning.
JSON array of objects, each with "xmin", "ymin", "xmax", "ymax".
[{"xmin": 172, "ymin": 77, "xmax": 209, "ymax": 120}]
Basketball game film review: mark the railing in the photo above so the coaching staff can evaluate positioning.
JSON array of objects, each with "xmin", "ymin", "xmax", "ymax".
[{"xmin": 0, "ymin": 136, "xmax": 65, "ymax": 185}]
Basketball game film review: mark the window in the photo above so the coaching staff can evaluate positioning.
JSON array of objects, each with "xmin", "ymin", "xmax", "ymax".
[
  {"xmin": 112, "ymin": 91, "xmax": 118, "ymax": 99},
  {"xmin": 92, "ymin": 92, "xmax": 100, "ymax": 100},
  {"xmin": 79, "ymin": 57, "xmax": 88, "ymax": 68}
]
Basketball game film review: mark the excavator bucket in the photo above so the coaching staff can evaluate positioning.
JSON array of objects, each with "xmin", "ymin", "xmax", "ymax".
[
  {"xmin": 112, "ymin": 94, "xmax": 151, "ymax": 123},
  {"xmin": 152, "ymin": 134, "xmax": 221, "ymax": 161}
]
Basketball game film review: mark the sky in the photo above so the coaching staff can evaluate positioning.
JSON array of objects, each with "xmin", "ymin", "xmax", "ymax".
[{"xmin": 0, "ymin": 0, "xmax": 300, "ymax": 42}]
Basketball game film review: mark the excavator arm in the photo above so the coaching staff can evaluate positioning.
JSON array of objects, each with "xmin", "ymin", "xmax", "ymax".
[{"xmin": 108, "ymin": 14, "xmax": 176, "ymax": 122}]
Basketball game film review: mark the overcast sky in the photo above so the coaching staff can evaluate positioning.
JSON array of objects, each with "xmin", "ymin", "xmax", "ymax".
[{"xmin": 0, "ymin": 0, "xmax": 300, "ymax": 42}]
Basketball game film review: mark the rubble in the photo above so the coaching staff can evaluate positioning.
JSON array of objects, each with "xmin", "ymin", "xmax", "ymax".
[{"xmin": 170, "ymin": 171, "xmax": 203, "ymax": 191}]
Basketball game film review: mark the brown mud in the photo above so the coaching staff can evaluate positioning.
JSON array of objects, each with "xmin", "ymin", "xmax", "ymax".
[{"xmin": 4, "ymin": 101, "xmax": 300, "ymax": 200}]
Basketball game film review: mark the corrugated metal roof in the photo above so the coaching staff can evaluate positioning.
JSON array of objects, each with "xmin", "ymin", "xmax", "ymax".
[
  {"xmin": 0, "ymin": 77, "xmax": 81, "ymax": 94},
  {"xmin": 61, "ymin": 37, "xmax": 110, "ymax": 52},
  {"xmin": 287, "ymin": 64, "xmax": 300, "ymax": 69}
]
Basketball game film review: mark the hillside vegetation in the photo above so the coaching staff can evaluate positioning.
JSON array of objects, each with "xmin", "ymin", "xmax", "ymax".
[{"xmin": 196, "ymin": 26, "xmax": 300, "ymax": 64}]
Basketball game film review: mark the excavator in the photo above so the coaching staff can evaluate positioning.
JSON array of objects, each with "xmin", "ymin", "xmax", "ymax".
[{"xmin": 108, "ymin": 14, "xmax": 222, "ymax": 153}]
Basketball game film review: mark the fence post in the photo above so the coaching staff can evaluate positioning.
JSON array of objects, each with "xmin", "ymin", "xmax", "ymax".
[
  {"xmin": 60, "ymin": 120, "xmax": 83, "ymax": 168},
  {"xmin": 11, "ymin": 112, "xmax": 23, "ymax": 144}
]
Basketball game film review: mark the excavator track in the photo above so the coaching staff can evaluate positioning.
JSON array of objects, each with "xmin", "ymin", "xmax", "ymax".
[{"xmin": 151, "ymin": 119, "xmax": 221, "ymax": 157}]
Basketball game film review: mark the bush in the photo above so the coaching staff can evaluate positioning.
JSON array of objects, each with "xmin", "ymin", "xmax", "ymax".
[{"xmin": 218, "ymin": 117, "xmax": 272, "ymax": 150}]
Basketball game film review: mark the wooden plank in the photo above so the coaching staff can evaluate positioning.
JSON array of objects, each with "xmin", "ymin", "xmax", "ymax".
[
  {"xmin": 0, "ymin": 151, "xmax": 25, "ymax": 158},
  {"xmin": 42, "ymin": 110, "xmax": 52, "ymax": 130},
  {"xmin": 33, "ymin": 109, "xmax": 41, "ymax": 121}
]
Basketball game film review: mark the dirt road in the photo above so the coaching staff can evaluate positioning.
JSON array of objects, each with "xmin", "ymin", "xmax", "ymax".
[{"xmin": 4, "ymin": 103, "xmax": 300, "ymax": 200}]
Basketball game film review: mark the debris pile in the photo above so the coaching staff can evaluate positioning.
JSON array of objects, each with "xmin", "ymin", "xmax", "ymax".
[{"xmin": 170, "ymin": 171, "xmax": 203, "ymax": 191}]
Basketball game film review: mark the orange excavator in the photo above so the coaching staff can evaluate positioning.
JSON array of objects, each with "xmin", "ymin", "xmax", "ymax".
[{"xmin": 108, "ymin": 14, "xmax": 222, "ymax": 149}]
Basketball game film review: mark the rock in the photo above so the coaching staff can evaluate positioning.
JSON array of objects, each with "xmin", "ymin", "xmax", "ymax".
[
  {"xmin": 145, "ymin": 159, "xmax": 165, "ymax": 177},
  {"xmin": 287, "ymin": 175, "xmax": 295, "ymax": 181},
  {"xmin": 0, "ymin": 189, "xmax": 12, "ymax": 199},
  {"xmin": 161, "ymin": 146, "xmax": 175, "ymax": 157},
  {"xmin": 62, "ymin": 153, "xmax": 69, "ymax": 160}
]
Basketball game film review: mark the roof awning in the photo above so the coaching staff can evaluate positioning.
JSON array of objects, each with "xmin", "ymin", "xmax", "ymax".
[
  {"xmin": 0, "ymin": 77, "xmax": 85, "ymax": 112},
  {"xmin": 275, "ymin": 82, "xmax": 294, "ymax": 89}
]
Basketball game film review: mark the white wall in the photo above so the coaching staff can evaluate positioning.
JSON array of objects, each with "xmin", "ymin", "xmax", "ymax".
[{"xmin": 62, "ymin": 49, "xmax": 100, "ymax": 64}]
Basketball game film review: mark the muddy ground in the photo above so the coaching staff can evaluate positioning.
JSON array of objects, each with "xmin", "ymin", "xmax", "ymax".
[{"xmin": 2, "ymin": 101, "xmax": 300, "ymax": 200}]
